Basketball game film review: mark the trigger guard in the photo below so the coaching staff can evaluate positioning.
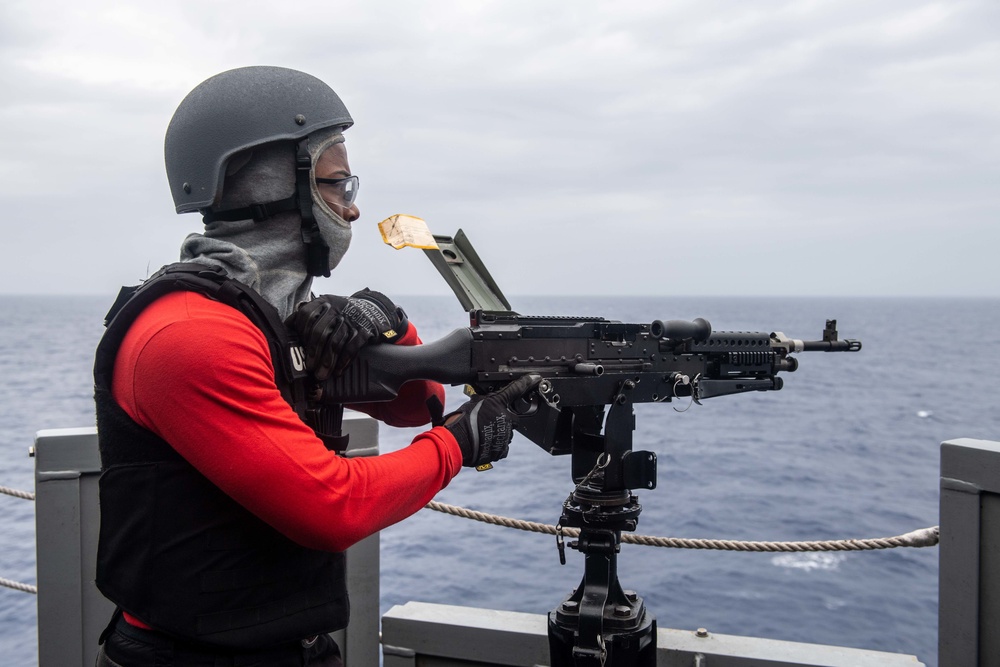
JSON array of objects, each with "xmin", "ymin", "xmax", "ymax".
[{"xmin": 512, "ymin": 392, "xmax": 540, "ymax": 417}]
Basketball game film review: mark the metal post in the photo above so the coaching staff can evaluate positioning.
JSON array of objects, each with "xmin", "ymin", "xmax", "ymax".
[{"xmin": 939, "ymin": 437, "xmax": 1000, "ymax": 667}]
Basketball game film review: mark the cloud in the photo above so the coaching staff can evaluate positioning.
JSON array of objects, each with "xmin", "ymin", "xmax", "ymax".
[{"xmin": 1, "ymin": 0, "xmax": 997, "ymax": 296}]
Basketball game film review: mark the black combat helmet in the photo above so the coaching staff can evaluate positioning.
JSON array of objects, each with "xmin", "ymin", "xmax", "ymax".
[{"xmin": 164, "ymin": 65, "xmax": 354, "ymax": 214}]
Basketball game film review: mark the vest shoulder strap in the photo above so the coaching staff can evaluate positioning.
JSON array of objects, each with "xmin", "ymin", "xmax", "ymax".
[
  {"xmin": 95, "ymin": 262, "xmax": 348, "ymax": 451},
  {"xmin": 95, "ymin": 262, "xmax": 306, "ymax": 407}
]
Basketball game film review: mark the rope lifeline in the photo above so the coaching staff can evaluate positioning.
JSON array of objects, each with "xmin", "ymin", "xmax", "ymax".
[
  {"xmin": 0, "ymin": 577, "xmax": 36, "ymax": 595},
  {"xmin": 0, "ymin": 483, "xmax": 938, "ymax": 598},
  {"xmin": 424, "ymin": 501, "xmax": 939, "ymax": 552},
  {"xmin": 0, "ymin": 486, "xmax": 37, "ymax": 594},
  {"xmin": 0, "ymin": 486, "xmax": 34, "ymax": 501}
]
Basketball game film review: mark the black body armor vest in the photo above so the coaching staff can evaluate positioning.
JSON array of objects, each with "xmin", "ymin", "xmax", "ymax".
[{"xmin": 93, "ymin": 263, "xmax": 349, "ymax": 649}]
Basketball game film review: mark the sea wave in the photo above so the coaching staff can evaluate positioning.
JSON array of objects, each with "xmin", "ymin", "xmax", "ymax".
[{"xmin": 771, "ymin": 552, "xmax": 847, "ymax": 572}]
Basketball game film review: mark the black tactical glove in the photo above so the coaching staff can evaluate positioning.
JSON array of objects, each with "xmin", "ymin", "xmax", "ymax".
[
  {"xmin": 444, "ymin": 374, "xmax": 542, "ymax": 468},
  {"xmin": 286, "ymin": 289, "xmax": 409, "ymax": 381}
]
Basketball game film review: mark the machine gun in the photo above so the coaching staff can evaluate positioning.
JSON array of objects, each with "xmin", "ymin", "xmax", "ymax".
[
  {"xmin": 324, "ymin": 310, "xmax": 859, "ymax": 470},
  {"xmin": 322, "ymin": 230, "xmax": 862, "ymax": 667}
]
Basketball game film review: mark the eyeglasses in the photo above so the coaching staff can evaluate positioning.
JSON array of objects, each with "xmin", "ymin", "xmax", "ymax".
[{"xmin": 315, "ymin": 175, "xmax": 360, "ymax": 207}]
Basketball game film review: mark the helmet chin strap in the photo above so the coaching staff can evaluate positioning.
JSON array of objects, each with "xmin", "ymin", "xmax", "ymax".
[
  {"xmin": 200, "ymin": 138, "xmax": 331, "ymax": 278},
  {"xmin": 295, "ymin": 139, "xmax": 332, "ymax": 278}
]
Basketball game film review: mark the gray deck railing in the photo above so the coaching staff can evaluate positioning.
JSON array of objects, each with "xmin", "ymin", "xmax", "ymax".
[{"xmin": 381, "ymin": 601, "xmax": 925, "ymax": 667}]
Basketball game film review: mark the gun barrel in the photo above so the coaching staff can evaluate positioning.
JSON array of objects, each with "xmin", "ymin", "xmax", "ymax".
[
  {"xmin": 800, "ymin": 339, "xmax": 863, "ymax": 352},
  {"xmin": 771, "ymin": 331, "xmax": 862, "ymax": 353}
]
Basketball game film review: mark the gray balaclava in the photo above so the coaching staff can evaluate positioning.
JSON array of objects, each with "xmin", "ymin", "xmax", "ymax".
[{"xmin": 179, "ymin": 127, "xmax": 353, "ymax": 320}]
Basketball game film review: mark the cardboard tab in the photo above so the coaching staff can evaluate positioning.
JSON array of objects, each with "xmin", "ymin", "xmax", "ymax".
[{"xmin": 378, "ymin": 214, "xmax": 439, "ymax": 250}]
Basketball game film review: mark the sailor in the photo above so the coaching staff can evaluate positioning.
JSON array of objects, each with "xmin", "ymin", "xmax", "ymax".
[{"xmin": 93, "ymin": 66, "xmax": 537, "ymax": 667}]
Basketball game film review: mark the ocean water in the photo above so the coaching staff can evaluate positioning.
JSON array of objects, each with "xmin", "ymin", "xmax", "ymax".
[{"xmin": 2, "ymin": 293, "xmax": 998, "ymax": 666}]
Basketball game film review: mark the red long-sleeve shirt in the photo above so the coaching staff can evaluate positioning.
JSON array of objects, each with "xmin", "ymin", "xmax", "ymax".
[{"xmin": 111, "ymin": 290, "xmax": 463, "ymax": 555}]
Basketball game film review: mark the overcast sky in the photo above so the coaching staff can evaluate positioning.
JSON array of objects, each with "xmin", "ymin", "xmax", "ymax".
[{"xmin": 2, "ymin": 0, "xmax": 997, "ymax": 298}]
